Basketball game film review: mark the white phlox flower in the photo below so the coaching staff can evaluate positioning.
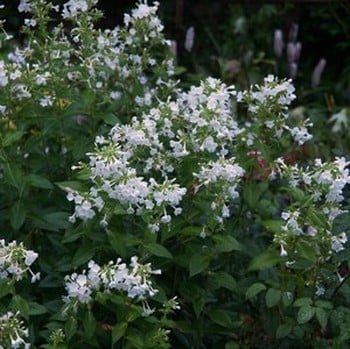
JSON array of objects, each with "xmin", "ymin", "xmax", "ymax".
[
  {"xmin": 0, "ymin": 312, "xmax": 30, "ymax": 349},
  {"xmin": 64, "ymin": 257, "xmax": 161, "ymax": 311},
  {"xmin": 0, "ymin": 240, "xmax": 40, "ymax": 283}
]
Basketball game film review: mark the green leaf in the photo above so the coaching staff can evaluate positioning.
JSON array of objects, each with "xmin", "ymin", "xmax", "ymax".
[
  {"xmin": 213, "ymin": 235, "xmax": 242, "ymax": 252},
  {"xmin": 208, "ymin": 309, "xmax": 232, "ymax": 328},
  {"xmin": 245, "ymin": 282, "xmax": 266, "ymax": 300},
  {"xmin": 44, "ymin": 212, "xmax": 71, "ymax": 231},
  {"xmin": 289, "ymin": 187, "xmax": 306, "ymax": 201},
  {"xmin": 276, "ymin": 323, "xmax": 292, "ymax": 339},
  {"xmin": 144, "ymin": 243, "xmax": 173, "ymax": 259},
  {"xmin": 316, "ymin": 307, "xmax": 328, "ymax": 331},
  {"xmin": 72, "ymin": 247, "xmax": 95, "ymax": 267},
  {"xmin": 297, "ymin": 241, "xmax": 316, "ymax": 262},
  {"xmin": 265, "ymin": 288, "xmax": 281, "ymax": 308},
  {"xmin": 126, "ymin": 308, "xmax": 140, "ymax": 322},
  {"xmin": 243, "ymin": 182, "xmax": 259, "ymax": 209},
  {"xmin": 83, "ymin": 310, "xmax": 96, "ymax": 339},
  {"xmin": 112, "ymin": 322, "xmax": 128, "ymax": 343},
  {"xmin": 62, "ymin": 227, "xmax": 84, "ymax": 243},
  {"xmin": 180, "ymin": 226, "xmax": 203, "ymax": 236},
  {"xmin": 106, "ymin": 230, "xmax": 126, "ymax": 258},
  {"xmin": 27, "ymin": 174, "xmax": 53, "ymax": 189},
  {"xmin": 193, "ymin": 296, "xmax": 205, "ymax": 318},
  {"xmin": 282, "ymin": 291, "xmax": 294, "ymax": 307},
  {"xmin": 315, "ymin": 300, "xmax": 333, "ymax": 310},
  {"xmin": 333, "ymin": 213, "xmax": 350, "ymax": 234},
  {"xmin": 126, "ymin": 329, "xmax": 144, "ymax": 349},
  {"xmin": 2, "ymin": 162, "xmax": 23, "ymax": 189},
  {"xmin": 10, "ymin": 202, "xmax": 26, "ymax": 230},
  {"xmin": 294, "ymin": 297, "xmax": 312, "ymax": 307},
  {"xmin": 262, "ymin": 220, "xmax": 283, "ymax": 234},
  {"xmin": 11, "ymin": 295, "xmax": 29, "ymax": 320},
  {"xmin": 1, "ymin": 129, "xmax": 24, "ymax": 147},
  {"xmin": 189, "ymin": 254, "xmax": 210, "ymax": 277},
  {"xmin": 293, "ymin": 325, "xmax": 304, "ymax": 339},
  {"xmin": 297, "ymin": 305, "xmax": 315, "ymax": 324},
  {"xmin": 0, "ymin": 279, "xmax": 12, "ymax": 298},
  {"xmin": 225, "ymin": 341, "xmax": 239, "ymax": 349},
  {"xmin": 55, "ymin": 180, "xmax": 86, "ymax": 192},
  {"xmin": 248, "ymin": 249, "xmax": 281, "ymax": 271},
  {"xmin": 28, "ymin": 302, "xmax": 48, "ymax": 316},
  {"xmin": 210, "ymin": 271, "xmax": 236, "ymax": 291},
  {"xmin": 65, "ymin": 316, "xmax": 78, "ymax": 341},
  {"xmin": 308, "ymin": 211, "xmax": 328, "ymax": 230},
  {"xmin": 101, "ymin": 113, "xmax": 119, "ymax": 125}
]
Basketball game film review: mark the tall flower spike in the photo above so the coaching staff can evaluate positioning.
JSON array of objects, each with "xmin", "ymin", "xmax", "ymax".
[
  {"xmin": 311, "ymin": 58, "xmax": 326, "ymax": 89},
  {"xmin": 184, "ymin": 26, "xmax": 195, "ymax": 52},
  {"xmin": 273, "ymin": 29, "xmax": 284, "ymax": 58}
]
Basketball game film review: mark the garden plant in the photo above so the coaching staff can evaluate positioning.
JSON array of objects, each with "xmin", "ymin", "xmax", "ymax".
[{"xmin": 1, "ymin": 1, "xmax": 350, "ymax": 348}]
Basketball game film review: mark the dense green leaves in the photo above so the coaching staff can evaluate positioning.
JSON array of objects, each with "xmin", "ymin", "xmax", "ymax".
[{"xmin": 1, "ymin": 0, "xmax": 350, "ymax": 348}]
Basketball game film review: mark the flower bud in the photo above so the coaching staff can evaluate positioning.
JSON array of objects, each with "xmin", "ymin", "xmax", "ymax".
[
  {"xmin": 184, "ymin": 26, "xmax": 195, "ymax": 52},
  {"xmin": 273, "ymin": 29, "xmax": 284, "ymax": 57},
  {"xmin": 294, "ymin": 42, "xmax": 302, "ymax": 61},
  {"xmin": 311, "ymin": 58, "xmax": 326, "ymax": 88},
  {"xmin": 287, "ymin": 42, "xmax": 296, "ymax": 63},
  {"xmin": 288, "ymin": 62, "xmax": 298, "ymax": 79}
]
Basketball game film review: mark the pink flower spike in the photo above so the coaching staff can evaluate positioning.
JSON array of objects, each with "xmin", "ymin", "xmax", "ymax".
[{"xmin": 311, "ymin": 58, "xmax": 326, "ymax": 88}]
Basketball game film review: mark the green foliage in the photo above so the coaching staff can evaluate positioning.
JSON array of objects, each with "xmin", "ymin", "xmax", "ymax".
[{"xmin": 1, "ymin": 1, "xmax": 350, "ymax": 348}]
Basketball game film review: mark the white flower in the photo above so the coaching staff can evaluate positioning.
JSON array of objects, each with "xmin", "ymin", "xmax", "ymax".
[
  {"xmin": 62, "ymin": 0, "xmax": 90, "ymax": 19},
  {"xmin": 64, "ymin": 257, "xmax": 161, "ymax": 308},
  {"xmin": 0, "ymin": 240, "xmax": 39, "ymax": 283},
  {"xmin": 18, "ymin": 0, "xmax": 32, "ymax": 13},
  {"xmin": 24, "ymin": 250, "xmax": 38, "ymax": 266},
  {"xmin": 329, "ymin": 108, "xmax": 348, "ymax": 133},
  {"xmin": 39, "ymin": 96, "xmax": 54, "ymax": 107},
  {"xmin": 280, "ymin": 244, "xmax": 288, "ymax": 257},
  {"xmin": 331, "ymin": 232, "xmax": 347, "ymax": 253}
]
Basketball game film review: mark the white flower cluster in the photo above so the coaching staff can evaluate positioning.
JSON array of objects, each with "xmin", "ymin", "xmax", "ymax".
[
  {"xmin": 178, "ymin": 77, "xmax": 242, "ymax": 156},
  {"xmin": 62, "ymin": 0, "xmax": 95, "ymax": 19},
  {"xmin": 237, "ymin": 75, "xmax": 312, "ymax": 145},
  {"xmin": 274, "ymin": 157, "xmax": 350, "ymax": 256},
  {"xmin": 276, "ymin": 157, "xmax": 350, "ymax": 221},
  {"xmin": 1, "ymin": 0, "xmax": 175, "ymax": 119},
  {"xmin": 281, "ymin": 209, "xmax": 303, "ymax": 235},
  {"xmin": 68, "ymin": 73, "xmax": 319, "ymax": 231},
  {"xmin": 242, "ymin": 75, "xmax": 296, "ymax": 110},
  {"xmin": 0, "ymin": 311, "xmax": 30, "ymax": 349},
  {"xmin": 194, "ymin": 158, "xmax": 245, "ymax": 222},
  {"xmin": 68, "ymin": 77, "xmax": 248, "ymax": 229},
  {"xmin": 0, "ymin": 240, "xmax": 40, "ymax": 283},
  {"xmin": 63, "ymin": 257, "xmax": 161, "ymax": 313}
]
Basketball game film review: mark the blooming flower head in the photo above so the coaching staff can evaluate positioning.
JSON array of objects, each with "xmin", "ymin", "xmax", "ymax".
[
  {"xmin": 0, "ymin": 240, "xmax": 40, "ymax": 283},
  {"xmin": 0, "ymin": 312, "xmax": 30, "ymax": 349}
]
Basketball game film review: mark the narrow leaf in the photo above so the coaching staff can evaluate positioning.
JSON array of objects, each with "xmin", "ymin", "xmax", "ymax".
[{"xmin": 112, "ymin": 322, "xmax": 128, "ymax": 343}]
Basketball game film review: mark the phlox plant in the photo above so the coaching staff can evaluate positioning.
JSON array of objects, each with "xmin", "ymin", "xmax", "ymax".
[{"xmin": 1, "ymin": 1, "xmax": 350, "ymax": 349}]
